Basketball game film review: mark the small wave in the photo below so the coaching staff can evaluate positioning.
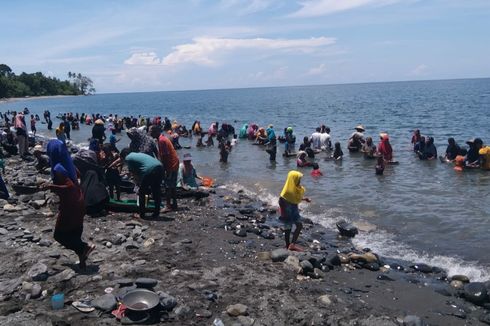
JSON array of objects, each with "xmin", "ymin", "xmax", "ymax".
[{"xmin": 221, "ymin": 180, "xmax": 490, "ymax": 282}]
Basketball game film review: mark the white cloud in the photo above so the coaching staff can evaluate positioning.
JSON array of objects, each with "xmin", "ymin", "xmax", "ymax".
[
  {"xmin": 124, "ymin": 36, "xmax": 336, "ymax": 67},
  {"xmin": 410, "ymin": 64, "xmax": 428, "ymax": 76},
  {"xmin": 307, "ymin": 63, "xmax": 327, "ymax": 75},
  {"xmin": 290, "ymin": 0, "xmax": 402, "ymax": 17},
  {"xmin": 124, "ymin": 52, "xmax": 161, "ymax": 65}
]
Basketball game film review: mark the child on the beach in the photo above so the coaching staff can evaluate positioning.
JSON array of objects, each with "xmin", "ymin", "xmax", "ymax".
[
  {"xmin": 375, "ymin": 156, "xmax": 385, "ymax": 175},
  {"xmin": 278, "ymin": 171, "xmax": 311, "ymax": 252},
  {"xmin": 219, "ymin": 140, "xmax": 230, "ymax": 163}
]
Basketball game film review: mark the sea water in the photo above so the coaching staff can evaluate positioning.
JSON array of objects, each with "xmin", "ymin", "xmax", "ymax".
[{"xmin": 2, "ymin": 78, "xmax": 489, "ymax": 281}]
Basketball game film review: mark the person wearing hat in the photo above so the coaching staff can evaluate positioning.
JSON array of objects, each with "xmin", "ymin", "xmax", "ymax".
[
  {"xmin": 348, "ymin": 125, "xmax": 365, "ymax": 152},
  {"xmin": 92, "ymin": 119, "xmax": 107, "ymax": 144},
  {"xmin": 33, "ymin": 145, "xmax": 50, "ymax": 172},
  {"xmin": 177, "ymin": 153, "xmax": 202, "ymax": 189}
]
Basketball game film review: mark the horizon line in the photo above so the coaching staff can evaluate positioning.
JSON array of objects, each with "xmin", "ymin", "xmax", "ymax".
[{"xmin": 97, "ymin": 76, "xmax": 490, "ymax": 96}]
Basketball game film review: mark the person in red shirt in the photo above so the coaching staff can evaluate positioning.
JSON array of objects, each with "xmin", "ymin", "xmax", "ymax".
[
  {"xmin": 44, "ymin": 139, "xmax": 95, "ymax": 269},
  {"xmin": 150, "ymin": 125, "xmax": 180, "ymax": 211}
]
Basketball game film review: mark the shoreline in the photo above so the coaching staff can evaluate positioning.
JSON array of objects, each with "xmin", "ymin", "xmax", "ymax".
[
  {"xmin": 0, "ymin": 154, "xmax": 489, "ymax": 324},
  {"xmin": 0, "ymin": 95, "xmax": 78, "ymax": 104}
]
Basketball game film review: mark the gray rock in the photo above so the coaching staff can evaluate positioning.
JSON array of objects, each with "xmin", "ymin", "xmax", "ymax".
[
  {"xmin": 336, "ymin": 220, "xmax": 358, "ymax": 237},
  {"xmin": 300, "ymin": 260, "xmax": 314, "ymax": 274},
  {"xmin": 237, "ymin": 316, "xmax": 255, "ymax": 326},
  {"xmin": 234, "ymin": 229, "xmax": 247, "ymax": 237},
  {"xmin": 195, "ymin": 309, "xmax": 212, "ymax": 318},
  {"xmin": 27, "ymin": 263, "xmax": 48, "ymax": 281},
  {"xmin": 38, "ymin": 238, "xmax": 52, "ymax": 247},
  {"xmin": 284, "ymin": 255, "xmax": 301, "ymax": 272},
  {"xmin": 364, "ymin": 262, "xmax": 380, "ymax": 271},
  {"xmin": 158, "ymin": 292, "xmax": 177, "ymax": 311},
  {"xmin": 310, "ymin": 268, "xmax": 325, "ymax": 279},
  {"xmin": 463, "ymin": 282, "xmax": 488, "ymax": 306},
  {"xmin": 92, "ymin": 293, "xmax": 117, "ymax": 312},
  {"xmin": 410, "ymin": 263, "xmax": 432, "ymax": 273},
  {"xmin": 0, "ymin": 227, "xmax": 7, "ymax": 235},
  {"xmin": 50, "ymin": 269, "xmax": 76, "ymax": 283},
  {"xmin": 0, "ymin": 278, "xmax": 21, "ymax": 297},
  {"xmin": 135, "ymin": 277, "xmax": 158, "ymax": 289},
  {"xmin": 318, "ymin": 294, "xmax": 332, "ymax": 306},
  {"xmin": 174, "ymin": 305, "xmax": 192, "ymax": 318},
  {"xmin": 450, "ymin": 280, "xmax": 464, "ymax": 289},
  {"xmin": 271, "ymin": 248, "xmax": 289, "ymax": 262},
  {"xmin": 403, "ymin": 315, "xmax": 427, "ymax": 326},
  {"xmin": 451, "ymin": 275, "xmax": 470, "ymax": 283},
  {"xmin": 226, "ymin": 303, "xmax": 248, "ymax": 316}
]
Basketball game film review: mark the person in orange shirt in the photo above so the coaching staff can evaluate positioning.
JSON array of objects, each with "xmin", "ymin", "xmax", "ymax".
[{"xmin": 150, "ymin": 125, "xmax": 180, "ymax": 211}]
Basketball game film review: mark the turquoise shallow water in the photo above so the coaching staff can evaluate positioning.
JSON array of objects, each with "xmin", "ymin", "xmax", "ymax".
[{"xmin": 2, "ymin": 78, "xmax": 490, "ymax": 280}]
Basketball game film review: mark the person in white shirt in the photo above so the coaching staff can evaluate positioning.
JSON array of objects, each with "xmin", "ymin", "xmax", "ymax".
[
  {"xmin": 310, "ymin": 127, "xmax": 322, "ymax": 150},
  {"xmin": 320, "ymin": 127, "xmax": 332, "ymax": 151}
]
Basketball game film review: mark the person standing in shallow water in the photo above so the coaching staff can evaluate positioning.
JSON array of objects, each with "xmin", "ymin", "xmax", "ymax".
[{"xmin": 278, "ymin": 171, "xmax": 311, "ymax": 252}]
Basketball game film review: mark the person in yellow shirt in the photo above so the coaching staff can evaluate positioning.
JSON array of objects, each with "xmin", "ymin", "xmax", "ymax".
[
  {"xmin": 479, "ymin": 144, "xmax": 490, "ymax": 170},
  {"xmin": 278, "ymin": 171, "xmax": 311, "ymax": 252}
]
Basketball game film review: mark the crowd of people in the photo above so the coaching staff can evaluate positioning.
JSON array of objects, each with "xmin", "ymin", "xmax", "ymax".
[{"xmin": 1, "ymin": 107, "xmax": 489, "ymax": 259}]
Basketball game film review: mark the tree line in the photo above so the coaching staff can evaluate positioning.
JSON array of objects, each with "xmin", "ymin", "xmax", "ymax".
[{"xmin": 0, "ymin": 64, "xmax": 95, "ymax": 99}]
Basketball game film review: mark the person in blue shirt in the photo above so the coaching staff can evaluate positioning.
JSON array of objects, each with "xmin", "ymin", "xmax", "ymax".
[{"xmin": 109, "ymin": 128, "xmax": 120, "ymax": 152}]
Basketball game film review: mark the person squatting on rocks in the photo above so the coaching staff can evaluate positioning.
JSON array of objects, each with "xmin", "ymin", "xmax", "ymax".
[
  {"xmin": 44, "ymin": 139, "xmax": 95, "ymax": 269},
  {"xmin": 278, "ymin": 171, "xmax": 311, "ymax": 252}
]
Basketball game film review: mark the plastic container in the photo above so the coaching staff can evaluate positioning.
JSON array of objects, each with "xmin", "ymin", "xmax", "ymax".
[{"xmin": 51, "ymin": 293, "xmax": 64, "ymax": 310}]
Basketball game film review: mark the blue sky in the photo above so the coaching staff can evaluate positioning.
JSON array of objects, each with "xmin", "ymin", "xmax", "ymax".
[{"xmin": 1, "ymin": 0, "xmax": 489, "ymax": 93}]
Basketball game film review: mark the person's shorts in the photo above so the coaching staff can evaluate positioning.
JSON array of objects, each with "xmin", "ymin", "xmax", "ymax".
[
  {"xmin": 165, "ymin": 170, "xmax": 178, "ymax": 189},
  {"xmin": 278, "ymin": 197, "xmax": 301, "ymax": 229}
]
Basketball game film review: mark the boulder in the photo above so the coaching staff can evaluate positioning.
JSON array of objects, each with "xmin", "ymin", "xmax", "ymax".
[
  {"xmin": 234, "ymin": 229, "xmax": 247, "ymax": 237},
  {"xmin": 27, "ymin": 263, "xmax": 48, "ymax": 281},
  {"xmin": 226, "ymin": 303, "xmax": 248, "ymax": 317},
  {"xmin": 300, "ymin": 260, "xmax": 314, "ymax": 274},
  {"xmin": 364, "ymin": 262, "xmax": 380, "ymax": 271},
  {"xmin": 158, "ymin": 292, "xmax": 177, "ymax": 311},
  {"xmin": 463, "ymin": 282, "xmax": 488, "ymax": 306},
  {"xmin": 410, "ymin": 263, "xmax": 432, "ymax": 274},
  {"xmin": 271, "ymin": 249, "xmax": 289, "ymax": 262},
  {"xmin": 336, "ymin": 220, "xmax": 358, "ymax": 238},
  {"xmin": 450, "ymin": 280, "xmax": 464, "ymax": 289},
  {"xmin": 92, "ymin": 294, "xmax": 117, "ymax": 312},
  {"xmin": 451, "ymin": 275, "xmax": 470, "ymax": 283},
  {"xmin": 135, "ymin": 277, "xmax": 158, "ymax": 289},
  {"xmin": 284, "ymin": 255, "xmax": 301, "ymax": 273}
]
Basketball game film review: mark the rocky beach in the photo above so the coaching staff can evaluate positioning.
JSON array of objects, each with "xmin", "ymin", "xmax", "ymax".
[{"xmin": 0, "ymin": 154, "xmax": 489, "ymax": 326}]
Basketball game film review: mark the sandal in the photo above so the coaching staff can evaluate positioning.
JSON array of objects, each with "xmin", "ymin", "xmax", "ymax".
[{"xmin": 288, "ymin": 243, "xmax": 304, "ymax": 252}]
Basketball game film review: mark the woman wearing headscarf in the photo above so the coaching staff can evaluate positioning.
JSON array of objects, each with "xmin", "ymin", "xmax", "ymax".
[
  {"xmin": 239, "ymin": 123, "xmax": 248, "ymax": 139},
  {"xmin": 47, "ymin": 139, "xmax": 78, "ymax": 184},
  {"xmin": 278, "ymin": 171, "xmax": 311, "ymax": 252},
  {"xmin": 44, "ymin": 140, "xmax": 94, "ymax": 269},
  {"xmin": 127, "ymin": 127, "xmax": 158, "ymax": 157},
  {"xmin": 15, "ymin": 113, "xmax": 29, "ymax": 157},
  {"xmin": 377, "ymin": 132, "xmax": 393, "ymax": 162}
]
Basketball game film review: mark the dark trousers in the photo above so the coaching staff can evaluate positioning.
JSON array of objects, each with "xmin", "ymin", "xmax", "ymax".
[
  {"xmin": 54, "ymin": 227, "xmax": 87, "ymax": 257},
  {"xmin": 139, "ymin": 165, "xmax": 164, "ymax": 217}
]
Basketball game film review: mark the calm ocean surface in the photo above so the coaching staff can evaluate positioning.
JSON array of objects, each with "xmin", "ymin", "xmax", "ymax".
[{"xmin": 2, "ymin": 78, "xmax": 490, "ymax": 280}]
